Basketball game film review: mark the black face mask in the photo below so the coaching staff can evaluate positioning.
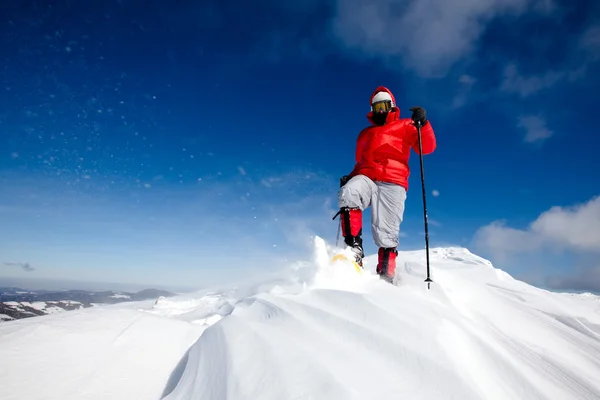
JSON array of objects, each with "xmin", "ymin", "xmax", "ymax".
[{"xmin": 372, "ymin": 112, "xmax": 388, "ymax": 126}]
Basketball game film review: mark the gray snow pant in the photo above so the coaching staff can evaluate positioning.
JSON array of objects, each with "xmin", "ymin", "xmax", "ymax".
[{"xmin": 338, "ymin": 174, "xmax": 407, "ymax": 249}]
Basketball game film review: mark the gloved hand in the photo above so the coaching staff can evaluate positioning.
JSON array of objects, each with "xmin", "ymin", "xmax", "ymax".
[
  {"xmin": 340, "ymin": 175, "xmax": 351, "ymax": 187},
  {"xmin": 410, "ymin": 106, "xmax": 427, "ymax": 126}
]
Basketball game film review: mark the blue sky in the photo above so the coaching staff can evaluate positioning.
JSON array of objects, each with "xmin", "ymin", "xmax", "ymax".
[{"xmin": 1, "ymin": 0, "xmax": 599, "ymax": 293}]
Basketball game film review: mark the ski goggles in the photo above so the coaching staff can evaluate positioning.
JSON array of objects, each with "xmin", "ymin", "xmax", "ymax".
[{"xmin": 372, "ymin": 100, "xmax": 392, "ymax": 113}]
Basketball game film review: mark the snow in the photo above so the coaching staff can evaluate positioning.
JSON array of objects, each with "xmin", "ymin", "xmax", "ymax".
[
  {"xmin": 42, "ymin": 304, "xmax": 71, "ymax": 314},
  {"xmin": 48, "ymin": 300, "xmax": 83, "ymax": 305},
  {"xmin": 1, "ymin": 302, "xmax": 38, "ymax": 316},
  {"xmin": 19, "ymin": 301, "xmax": 48, "ymax": 310},
  {"xmin": 0, "ymin": 303, "xmax": 206, "ymax": 400},
  {"xmin": 1, "ymin": 236, "xmax": 600, "ymax": 400},
  {"xmin": 109, "ymin": 293, "xmax": 131, "ymax": 299}
]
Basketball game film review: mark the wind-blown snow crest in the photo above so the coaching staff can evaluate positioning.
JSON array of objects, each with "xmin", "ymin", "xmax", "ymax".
[
  {"xmin": 159, "ymin": 237, "xmax": 600, "ymax": 400},
  {"xmin": 1, "ymin": 236, "xmax": 600, "ymax": 400}
]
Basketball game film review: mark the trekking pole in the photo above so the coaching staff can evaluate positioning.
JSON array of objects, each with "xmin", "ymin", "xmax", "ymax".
[
  {"xmin": 333, "ymin": 176, "xmax": 346, "ymax": 248},
  {"xmin": 335, "ymin": 217, "xmax": 341, "ymax": 248},
  {"xmin": 415, "ymin": 121, "xmax": 433, "ymax": 289}
]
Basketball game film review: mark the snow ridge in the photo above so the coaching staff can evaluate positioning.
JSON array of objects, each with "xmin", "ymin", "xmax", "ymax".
[
  {"xmin": 1, "ymin": 237, "xmax": 599, "ymax": 400},
  {"xmin": 159, "ymin": 237, "xmax": 600, "ymax": 400}
]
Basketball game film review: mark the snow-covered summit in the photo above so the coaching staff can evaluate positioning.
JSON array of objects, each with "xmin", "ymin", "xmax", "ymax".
[{"xmin": 1, "ymin": 236, "xmax": 599, "ymax": 400}]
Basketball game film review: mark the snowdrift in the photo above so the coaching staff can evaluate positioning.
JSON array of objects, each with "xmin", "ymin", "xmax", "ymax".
[
  {"xmin": 1, "ymin": 236, "xmax": 599, "ymax": 400},
  {"xmin": 161, "ymin": 237, "xmax": 600, "ymax": 400}
]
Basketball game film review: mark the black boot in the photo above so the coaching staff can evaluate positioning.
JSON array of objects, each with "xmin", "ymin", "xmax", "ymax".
[
  {"xmin": 377, "ymin": 247, "xmax": 398, "ymax": 283},
  {"xmin": 339, "ymin": 207, "xmax": 364, "ymax": 267}
]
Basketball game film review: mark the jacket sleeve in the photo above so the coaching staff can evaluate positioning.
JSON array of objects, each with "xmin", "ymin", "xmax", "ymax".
[{"xmin": 409, "ymin": 120, "xmax": 436, "ymax": 155}]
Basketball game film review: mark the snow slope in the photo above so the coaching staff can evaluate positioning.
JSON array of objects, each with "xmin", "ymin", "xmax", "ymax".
[
  {"xmin": 1, "ymin": 236, "xmax": 600, "ymax": 400},
  {"xmin": 0, "ymin": 301, "xmax": 206, "ymax": 400}
]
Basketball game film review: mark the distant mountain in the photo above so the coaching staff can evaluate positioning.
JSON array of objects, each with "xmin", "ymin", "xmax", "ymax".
[{"xmin": 0, "ymin": 287, "xmax": 175, "ymax": 322}]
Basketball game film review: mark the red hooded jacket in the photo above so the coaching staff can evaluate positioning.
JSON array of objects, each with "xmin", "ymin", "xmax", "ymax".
[{"xmin": 349, "ymin": 86, "xmax": 436, "ymax": 190}]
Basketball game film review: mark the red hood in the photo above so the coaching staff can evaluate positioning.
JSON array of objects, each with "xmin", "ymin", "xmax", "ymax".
[{"xmin": 367, "ymin": 85, "xmax": 400, "ymax": 125}]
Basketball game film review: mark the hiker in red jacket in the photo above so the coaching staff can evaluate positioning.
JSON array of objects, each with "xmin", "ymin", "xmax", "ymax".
[{"xmin": 337, "ymin": 86, "xmax": 436, "ymax": 283}]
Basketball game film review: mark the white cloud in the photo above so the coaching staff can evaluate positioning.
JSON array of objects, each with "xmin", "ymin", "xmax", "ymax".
[
  {"xmin": 546, "ymin": 266, "xmax": 600, "ymax": 293},
  {"xmin": 3, "ymin": 262, "xmax": 35, "ymax": 272},
  {"xmin": 452, "ymin": 75, "xmax": 477, "ymax": 108},
  {"xmin": 530, "ymin": 198, "xmax": 600, "ymax": 252},
  {"xmin": 517, "ymin": 115, "xmax": 553, "ymax": 143},
  {"xmin": 459, "ymin": 75, "xmax": 477, "ymax": 86},
  {"xmin": 331, "ymin": 0, "xmax": 550, "ymax": 77},
  {"xmin": 580, "ymin": 25, "xmax": 600, "ymax": 58},
  {"xmin": 429, "ymin": 219, "xmax": 442, "ymax": 227},
  {"xmin": 534, "ymin": 0, "xmax": 556, "ymax": 13},
  {"xmin": 473, "ymin": 196, "xmax": 600, "ymax": 258},
  {"xmin": 432, "ymin": 190, "xmax": 440, "ymax": 197},
  {"xmin": 472, "ymin": 220, "xmax": 544, "ymax": 259},
  {"xmin": 500, "ymin": 64, "xmax": 564, "ymax": 97},
  {"xmin": 497, "ymin": 25, "xmax": 600, "ymax": 100}
]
